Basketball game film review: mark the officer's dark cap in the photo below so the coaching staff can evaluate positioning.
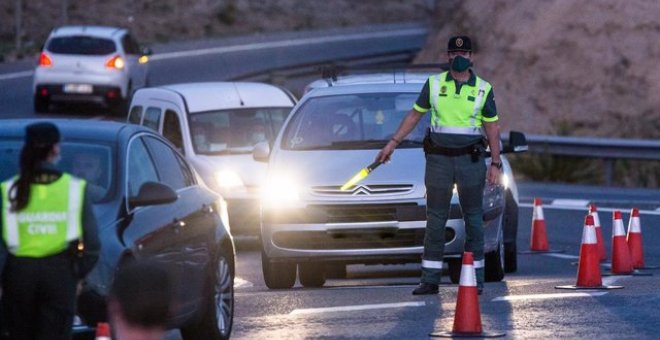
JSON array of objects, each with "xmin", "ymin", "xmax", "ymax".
[
  {"xmin": 25, "ymin": 122, "xmax": 60, "ymax": 146},
  {"xmin": 448, "ymin": 36, "xmax": 472, "ymax": 52}
]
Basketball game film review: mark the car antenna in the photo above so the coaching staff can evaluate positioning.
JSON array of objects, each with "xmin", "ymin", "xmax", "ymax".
[{"xmin": 232, "ymin": 82, "xmax": 245, "ymax": 106}]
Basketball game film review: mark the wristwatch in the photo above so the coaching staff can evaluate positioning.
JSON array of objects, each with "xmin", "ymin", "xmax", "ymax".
[{"xmin": 490, "ymin": 161, "xmax": 503, "ymax": 170}]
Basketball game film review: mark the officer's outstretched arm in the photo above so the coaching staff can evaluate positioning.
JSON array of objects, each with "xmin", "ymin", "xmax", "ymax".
[{"xmin": 376, "ymin": 109, "xmax": 424, "ymax": 163}]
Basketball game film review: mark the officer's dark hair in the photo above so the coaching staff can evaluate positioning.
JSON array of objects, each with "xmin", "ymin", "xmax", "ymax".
[
  {"xmin": 109, "ymin": 261, "xmax": 173, "ymax": 328},
  {"xmin": 9, "ymin": 122, "xmax": 60, "ymax": 212}
]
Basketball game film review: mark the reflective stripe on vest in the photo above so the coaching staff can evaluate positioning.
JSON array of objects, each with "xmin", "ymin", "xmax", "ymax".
[
  {"xmin": 428, "ymin": 72, "xmax": 491, "ymax": 135},
  {"xmin": 1, "ymin": 174, "xmax": 85, "ymax": 257}
]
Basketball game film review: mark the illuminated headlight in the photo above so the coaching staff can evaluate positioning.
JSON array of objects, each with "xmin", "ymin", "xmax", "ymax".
[
  {"xmin": 501, "ymin": 173, "xmax": 510, "ymax": 189},
  {"xmin": 215, "ymin": 170, "xmax": 244, "ymax": 189},
  {"xmin": 261, "ymin": 174, "xmax": 300, "ymax": 209}
]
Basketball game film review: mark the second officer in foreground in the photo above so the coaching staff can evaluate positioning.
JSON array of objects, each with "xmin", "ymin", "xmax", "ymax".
[{"xmin": 377, "ymin": 35, "xmax": 502, "ymax": 295}]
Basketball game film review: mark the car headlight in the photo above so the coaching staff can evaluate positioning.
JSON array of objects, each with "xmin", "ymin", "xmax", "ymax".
[
  {"xmin": 261, "ymin": 174, "xmax": 300, "ymax": 209},
  {"xmin": 501, "ymin": 173, "xmax": 510, "ymax": 189},
  {"xmin": 215, "ymin": 170, "xmax": 244, "ymax": 190}
]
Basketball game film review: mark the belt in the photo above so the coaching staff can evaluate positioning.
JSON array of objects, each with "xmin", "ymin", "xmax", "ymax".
[{"xmin": 423, "ymin": 137, "xmax": 483, "ymax": 157}]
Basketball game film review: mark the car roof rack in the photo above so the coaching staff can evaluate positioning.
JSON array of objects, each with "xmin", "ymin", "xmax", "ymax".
[{"xmin": 319, "ymin": 63, "xmax": 450, "ymax": 83}]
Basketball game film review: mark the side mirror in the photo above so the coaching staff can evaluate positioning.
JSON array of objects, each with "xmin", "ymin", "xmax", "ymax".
[
  {"xmin": 252, "ymin": 141, "xmax": 270, "ymax": 162},
  {"xmin": 505, "ymin": 131, "xmax": 528, "ymax": 153},
  {"xmin": 128, "ymin": 182, "xmax": 177, "ymax": 209}
]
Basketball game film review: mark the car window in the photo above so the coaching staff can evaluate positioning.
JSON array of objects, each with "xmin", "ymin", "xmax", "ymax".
[
  {"xmin": 143, "ymin": 136, "xmax": 191, "ymax": 191},
  {"xmin": 143, "ymin": 107, "xmax": 162, "ymax": 131},
  {"xmin": 188, "ymin": 107, "xmax": 291, "ymax": 155},
  {"xmin": 128, "ymin": 105, "xmax": 143, "ymax": 124},
  {"xmin": 281, "ymin": 93, "xmax": 427, "ymax": 150},
  {"xmin": 163, "ymin": 110, "xmax": 183, "ymax": 151},
  {"xmin": 0, "ymin": 141, "xmax": 114, "ymax": 203},
  {"xmin": 127, "ymin": 137, "xmax": 159, "ymax": 197},
  {"xmin": 121, "ymin": 34, "xmax": 140, "ymax": 55},
  {"xmin": 47, "ymin": 36, "xmax": 116, "ymax": 55}
]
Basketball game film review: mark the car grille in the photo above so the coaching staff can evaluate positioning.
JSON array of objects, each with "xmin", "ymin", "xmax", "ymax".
[
  {"xmin": 311, "ymin": 184, "xmax": 414, "ymax": 196},
  {"xmin": 264, "ymin": 203, "xmax": 426, "ymax": 224},
  {"xmin": 272, "ymin": 227, "xmax": 456, "ymax": 250}
]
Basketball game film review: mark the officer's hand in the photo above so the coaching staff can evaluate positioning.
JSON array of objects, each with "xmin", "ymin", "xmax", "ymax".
[
  {"xmin": 487, "ymin": 165, "xmax": 501, "ymax": 185},
  {"xmin": 376, "ymin": 140, "xmax": 397, "ymax": 163}
]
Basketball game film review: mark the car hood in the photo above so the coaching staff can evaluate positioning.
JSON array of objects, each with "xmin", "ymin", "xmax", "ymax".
[
  {"xmin": 269, "ymin": 148, "xmax": 428, "ymax": 201},
  {"xmin": 189, "ymin": 153, "xmax": 267, "ymax": 189}
]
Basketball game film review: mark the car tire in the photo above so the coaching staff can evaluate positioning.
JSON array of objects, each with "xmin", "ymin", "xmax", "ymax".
[
  {"xmin": 485, "ymin": 229, "xmax": 505, "ymax": 282},
  {"xmin": 503, "ymin": 191, "xmax": 519, "ymax": 273},
  {"xmin": 298, "ymin": 263, "xmax": 326, "ymax": 287},
  {"xmin": 34, "ymin": 95, "xmax": 49, "ymax": 113},
  {"xmin": 447, "ymin": 258, "xmax": 462, "ymax": 284},
  {"xmin": 261, "ymin": 249, "xmax": 296, "ymax": 289},
  {"xmin": 181, "ymin": 245, "xmax": 234, "ymax": 340}
]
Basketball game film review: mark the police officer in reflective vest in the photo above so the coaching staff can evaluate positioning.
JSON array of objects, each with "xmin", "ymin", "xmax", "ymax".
[
  {"xmin": 377, "ymin": 36, "xmax": 502, "ymax": 295},
  {"xmin": 0, "ymin": 122, "xmax": 100, "ymax": 339}
]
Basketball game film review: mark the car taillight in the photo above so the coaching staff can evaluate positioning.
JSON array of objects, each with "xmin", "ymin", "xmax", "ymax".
[
  {"xmin": 105, "ymin": 55, "xmax": 125, "ymax": 69},
  {"xmin": 38, "ymin": 52, "xmax": 53, "ymax": 67}
]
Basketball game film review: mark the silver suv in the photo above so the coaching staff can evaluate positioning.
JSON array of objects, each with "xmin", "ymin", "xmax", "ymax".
[
  {"xmin": 33, "ymin": 25, "xmax": 151, "ymax": 114},
  {"xmin": 255, "ymin": 68, "xmax": 527, "ymax": 288}
]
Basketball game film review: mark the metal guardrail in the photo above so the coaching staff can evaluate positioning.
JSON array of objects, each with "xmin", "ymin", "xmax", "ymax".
[{"xmin": 502, "ymin": 133, "xmax": 660, "ymax": 185}]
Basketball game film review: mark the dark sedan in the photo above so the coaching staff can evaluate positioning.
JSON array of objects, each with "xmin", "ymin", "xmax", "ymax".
[{"xmin": 0, "ymin": 119, "xmax": 235, "ymax": 339}]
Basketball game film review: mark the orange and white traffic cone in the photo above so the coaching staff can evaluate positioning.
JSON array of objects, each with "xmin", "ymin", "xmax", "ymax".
[
  {"xmin": 530, "ymin": 198, "xmax": 549, "ymax": 251},
  {"xmin": 627, "ymin": 208, "xmax": 645, "ymax": 269},
  {"xmin": 95, "ymin": 322, "xmax": 111, "ymax": 340},
  {"xmin": 429, "ymin": 252, "xmax": 505, "ymax": 338},
  {"xmin": 556, "ymin": 215, "xmax": 623, "ymax": 290},
  {"xmin": 610, "ymin": 211, "xmax": 633, "ymax": 275},
  {"xmin": 520, "ymin": 198, "xmax": 563, "ymax": 254},
  {"xmin": 589, "ymin": 204, "xmax": 607, "ymax": 262}
]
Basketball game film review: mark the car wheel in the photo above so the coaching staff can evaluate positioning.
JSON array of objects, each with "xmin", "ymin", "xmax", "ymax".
[
  {"xmin": 181, "ymin": 246, "xmax": 234, "ymax": 340},
  {"xmin": 34, "ymin": 95, "xmax": 49, "ymax": 113},
  {"xmin": 447, "ymin": 258, "xmax": 462, "ymax": 284},
  {"xmin": 503, "ymin": 190, "xmax": 519, "ymax": 273},
  {"xmin": 298, "ymin": 263, "xmax": 326, "ymax": 287},
  {"xmin": 261, "ymin": 249, "xmax": 296, "ymax": 289},
  {"xmin": 485, "ymin": 228, "xmax": 505, "ymax": 282}
]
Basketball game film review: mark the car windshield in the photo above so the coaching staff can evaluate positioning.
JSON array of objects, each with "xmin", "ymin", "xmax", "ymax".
[
  {"xmin": 189, "ymin": 107, "xmax": 290, "ymax": 155},
  {"xmin": 0, "ymin": 141, "xmax": 113, "ymax": 203},
  {"xmin": 282, "ymin": 92, "xmax": 429, "ymax": 150},
  {"xmin": 47, "ymin": 36, "xmax": 117, "ymax": 55}
]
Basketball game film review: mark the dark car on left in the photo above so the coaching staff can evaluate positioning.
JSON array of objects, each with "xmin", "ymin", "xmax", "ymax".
[{"xmin": 0, "ymin": 119, "xmax": 235, "ymax": 340}]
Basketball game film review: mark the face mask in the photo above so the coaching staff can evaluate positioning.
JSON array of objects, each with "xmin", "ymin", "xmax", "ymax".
[{"xmin": 450, "ymin": 55, "xmax": 472, "ymax": 72}]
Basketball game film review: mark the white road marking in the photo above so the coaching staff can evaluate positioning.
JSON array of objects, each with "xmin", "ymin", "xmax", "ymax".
[
  {"xmin": 0, "ymin": 70, "xmax": 33, "ymax": 80},
  {"xmin": 543, "ymin": 253, "xmax": 579, "ymax": 260},
  {"xmin": 492, "ymin": 292, "xmax": 608, "ymax": 302},
  {"xmin": 519, "ymin": 203, "xmax": 660, "ymax": 216},
  {"xmin": 551, "ymin": 199, "xmax": 590, "ymax": 207},
  {"xmin": 150, "ymin": 28, "xmax": 426, "ymax": 61},
  {"xmin": 234, "ymin": 277, "xmax": 254, "ymax": 289},
  {"xmin": 289, "ymin": 301, "xmax": 425, "ymax": 316}
]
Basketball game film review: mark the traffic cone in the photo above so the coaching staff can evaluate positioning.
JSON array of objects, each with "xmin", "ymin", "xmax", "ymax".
[
  {"xmin": 530, "ymin": 198, "xmax": 549, "ymax": 251},
  {"xmin": 610, "ymin": 211, "xmax": 633, "ymax": 275},
  {"xmin": 95, "ymin": 322, "xmax": 111, "ymax": 340},
  {"xmin": 556, "ymin": 215, "xmax": 623, "ymax": 290},
  {"xmin": 627, "ymin": 208, "xmax": 645, "ymax": 269},
  {"xmin": 429, "ymin": 252, "xmax": 505, "ymax": 338},
  {"xmin": 589, "ymin": 204, "xmax": 607, "ymax": 262},
  {"xmin": 519, "ymin": 198, "xmax": 563, "ymax": 254}
]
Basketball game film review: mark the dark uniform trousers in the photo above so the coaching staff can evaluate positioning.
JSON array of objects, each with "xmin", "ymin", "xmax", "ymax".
[
  {"xmin": 421, "ymin": 152, "xmax": 486, "ymax": 285},
  {"xmin": 2, "ymin": 252, "xmax": 78, "ymax": 340}
]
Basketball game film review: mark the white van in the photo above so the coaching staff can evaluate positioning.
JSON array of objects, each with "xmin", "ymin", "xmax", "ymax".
[{"xmin": 128, "ymin": 82, "xmax": 296, "ymax": 235}]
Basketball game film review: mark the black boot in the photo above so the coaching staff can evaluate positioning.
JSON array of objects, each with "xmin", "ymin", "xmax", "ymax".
[{"xmin": 412, "ymin": 283, "xmax": 439, "ymax": 295}]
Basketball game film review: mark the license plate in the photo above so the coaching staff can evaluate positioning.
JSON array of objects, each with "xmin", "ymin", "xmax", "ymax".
[{"xmin": 64, "ymin": 84, "xmax": 93, "ymax": 94}]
